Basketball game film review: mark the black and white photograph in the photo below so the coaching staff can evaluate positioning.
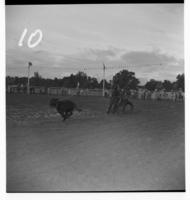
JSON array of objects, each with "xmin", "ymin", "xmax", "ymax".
[{"xmin": 5, "ymin": 3, "xmax": 185, "ymax": 192}]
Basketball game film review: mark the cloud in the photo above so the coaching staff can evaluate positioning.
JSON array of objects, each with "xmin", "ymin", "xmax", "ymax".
[
  {"xmin": 121, "ymin": 50, "xmax": 180, "ymax": 66},
  {"xmin": 7, "ymin": 47, "xmax": 56, "ymax": 67},
  {"xmin": 6, "ymin": 47, "xmax": 184, "ymax": 83}
]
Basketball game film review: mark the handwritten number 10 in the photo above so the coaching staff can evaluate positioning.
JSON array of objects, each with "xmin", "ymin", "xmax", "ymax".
[{"xmin": 18, "ymin": 28, "xmax": 43, "ymax": 48}]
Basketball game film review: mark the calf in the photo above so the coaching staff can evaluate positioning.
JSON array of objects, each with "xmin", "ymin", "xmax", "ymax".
[{"xmin": 49, "ymin": 98, "xmax": 82, "ymax": 121}]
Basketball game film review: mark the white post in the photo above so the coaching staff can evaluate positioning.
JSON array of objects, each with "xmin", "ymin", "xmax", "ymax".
[
  {"xmin": 102, "ymin": 63, "xmax": 105, "ymax": 97},
  {"xmin": 27, "ymin": 62, "xmax": 32, "ymax": 95}
]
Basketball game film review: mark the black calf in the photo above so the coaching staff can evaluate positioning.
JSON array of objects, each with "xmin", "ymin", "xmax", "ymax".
[{"xmin": 49, "ymin": 98, "xmax": 82, "ymax": 121}]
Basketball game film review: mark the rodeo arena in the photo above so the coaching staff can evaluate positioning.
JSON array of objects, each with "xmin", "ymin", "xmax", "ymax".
[{"xmin": 6, "ymin": 63, "xmax": 185, "ymax": 192}]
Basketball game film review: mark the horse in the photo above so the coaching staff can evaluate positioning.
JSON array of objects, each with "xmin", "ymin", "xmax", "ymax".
[{"xmin": 107, "ymin": 88, "xmax": 134, "ymax": 114}]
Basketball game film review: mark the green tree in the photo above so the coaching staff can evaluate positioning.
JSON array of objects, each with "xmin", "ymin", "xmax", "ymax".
[
  {"xmin": 99, "ymin": 79, "xmax": 111, "ymax": 89},
  {"xmin": 145, "ymin": 79, "xmax": 160, "ymax": 91},
  {"xmin": 162, "ymin": 80, "xmax": 173, "ymax": 91},
  {"xmin": 176, "ymin": 73, "xmax": 184, "ymax": 91},
  {"xmin": 112, "ymin": 70, "xmax": 139, "ymax": 89},
  {"xmin": 31, "ymin": 72, "xmax": 42, "ymax": 86}
]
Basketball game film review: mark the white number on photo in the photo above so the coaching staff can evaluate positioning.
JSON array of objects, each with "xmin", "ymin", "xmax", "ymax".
[{"xmin": 18, "ymin": 28, "xmax": 43, "ymax": 48}]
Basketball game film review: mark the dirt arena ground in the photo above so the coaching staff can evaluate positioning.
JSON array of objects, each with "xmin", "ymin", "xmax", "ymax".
[{"xmin": 6, "ymin": 94, "xmax": 185, "ymax": 192}]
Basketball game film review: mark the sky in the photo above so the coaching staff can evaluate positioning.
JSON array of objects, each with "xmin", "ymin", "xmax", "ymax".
[{"xmin": 6, "ymin": 4, "xmax": 184, "ymax": 85}]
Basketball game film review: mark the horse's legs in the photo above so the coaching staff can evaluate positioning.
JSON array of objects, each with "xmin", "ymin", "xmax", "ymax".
[
  {"xmin": 127, "ymin": 101, "xmax": 134, "ymax": 111},
  {"xmin": 112, "ymin": 100, "xmax": 119, "ymax": 113},
  {"xmin": 107, "ymin": 103, "xmax": 113, "ymax": 114},
  {"xmin": 122, "ymin": 104, "xmax": 126, "ymax": 113},
  {"xmin": 107, "ymin": 99, "xmax": 115, "ymax": 113}
]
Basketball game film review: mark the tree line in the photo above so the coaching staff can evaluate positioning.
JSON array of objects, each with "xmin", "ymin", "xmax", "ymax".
[
  {"xmin": 6, "ymin": 70, "xmax": 184, "ymax": 91},
  {"xmin": 6, "ymin": 71, "xmax": 111, "ymax": 89}
]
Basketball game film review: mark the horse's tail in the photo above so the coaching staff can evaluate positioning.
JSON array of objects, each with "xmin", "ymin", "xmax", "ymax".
[{"xmin": 127, "ymin": 100, "xmax": 134, "ymax": 110}]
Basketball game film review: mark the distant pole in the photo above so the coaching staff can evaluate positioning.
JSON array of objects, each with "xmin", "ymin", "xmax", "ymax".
[
  {"xmin": 102, "ymin": 63, "xmax": 106, "ymax": 97},
  {"xmin": 27, "ymin": 62, "xmax": 32, "ymax": 95}
]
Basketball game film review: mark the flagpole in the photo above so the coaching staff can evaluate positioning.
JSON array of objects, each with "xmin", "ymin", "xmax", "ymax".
[
  {"xmin": 27, "ymin": 62, "xmax": 32, "ymax": 95},
  {"xmin": 102, "ymin": 63, "xmax": 105, "ymax": 97}
]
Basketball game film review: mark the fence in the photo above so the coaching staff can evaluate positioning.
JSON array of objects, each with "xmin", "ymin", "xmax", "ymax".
[
  {"xmin": 136, "ymin": 89, "xmax": 184, "ymax": 101},
  {"xmin": 7, "ymin": 85, "xmax": 46, "ymax": 94},
  {"xmin": 6, "ymin": 85, "xmax": 184, "ymax": 101},
  {"xmin": 47, "ymin": 87, "xmax": 110, "ymax": 97}
]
